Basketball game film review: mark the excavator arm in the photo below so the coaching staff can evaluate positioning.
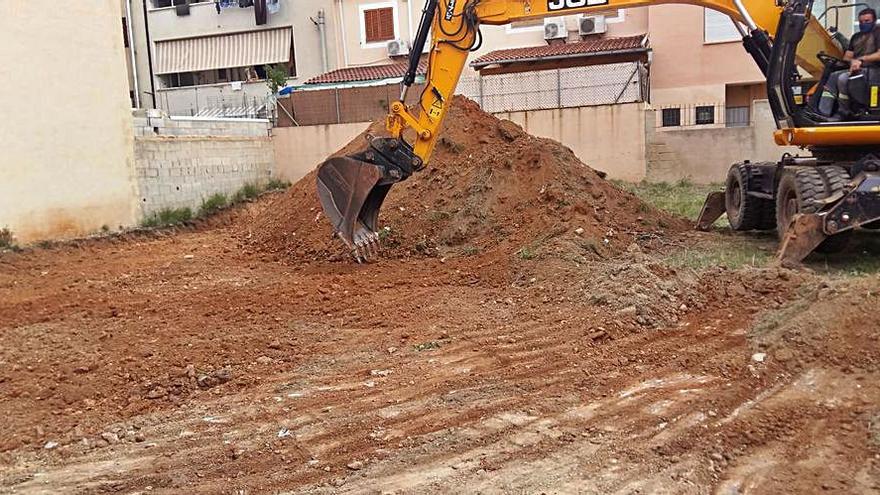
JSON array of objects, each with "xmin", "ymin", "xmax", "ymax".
[{"xmin": 317, "ymin": 0, "xmax": 842, "ymax": 260}]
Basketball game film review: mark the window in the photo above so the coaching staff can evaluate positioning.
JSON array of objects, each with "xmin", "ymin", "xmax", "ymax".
[
  {"xmin": 151, "ymin": 0, "xmax": 211, "ymax": 8},
  {"xmin": 361, "ymin": 5, "xmax": 396, "ymax": 44},
  {"xmin": 725, "ymin": 106, "xmax": 750, "ymax": 127},
  {"xmin": 704, "ymin": 8, "xmax": 740, "ymax": 43},
  {"xmin": 695, "ymin": 105, "xmax": 715, "ymax": 125},
  {"xmin": 661, "ymin": 108, "xmax": 681, "ymax": 127},
  {"xmin": 122, "ymin": 18, "xmax": 129, "ymax": 48}
]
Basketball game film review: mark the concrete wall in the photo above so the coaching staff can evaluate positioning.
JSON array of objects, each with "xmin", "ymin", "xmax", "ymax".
[
  {"xmin": 134, "ymin": 116, "xmax": 274, "ymax": 215},
  {"xmin": 497, "ymin": 103, "xmax": 649, "ymax": 182},
  {"xmin": 0, "ymin": 1, "xmax": 140, "ymax": 244},
  {"xmin": 646, "ymin": 100, "xmax": 801, "ymax": 183},
  {"xmin": 272, "ymin": 103, "xmax": 648, "ymax": 184},
  {"xmin": 273, "ymin": 122, "xmax": 370, "ymax": 182}
]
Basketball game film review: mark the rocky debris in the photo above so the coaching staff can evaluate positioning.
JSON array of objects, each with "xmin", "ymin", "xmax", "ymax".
[
  {"xmin": 346, "ymin": 460, "xmax": 364, "ymax": 471},
  {"xmin": 100, "ymin": 432, "xmax": 120, "ymax": 445},
  {"xmin": 584, "ymin": 255, "xmax": 702, "ymax": 328},
  {"xmin": 752, "ymin": 352, "xmax": 767, "ymax": 363},
  {"xmin": 197, "ymin": 367, "xmax": 232, "ymax": 389}
]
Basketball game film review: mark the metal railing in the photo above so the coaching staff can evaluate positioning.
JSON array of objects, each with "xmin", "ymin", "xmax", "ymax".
[{"xmin": 655, "ymin": 103, "xmax": 753, "ymax": 128}]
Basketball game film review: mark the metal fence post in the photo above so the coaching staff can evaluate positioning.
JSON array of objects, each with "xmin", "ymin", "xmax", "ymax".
[{"xmin": 556, "ymin": 69, "xmax": 562, "ymax": 109}]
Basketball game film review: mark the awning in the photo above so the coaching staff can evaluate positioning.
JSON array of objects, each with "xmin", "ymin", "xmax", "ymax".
[{"xmin": 154, "ymin": 27, "xmax": 291, "ymax": 74}]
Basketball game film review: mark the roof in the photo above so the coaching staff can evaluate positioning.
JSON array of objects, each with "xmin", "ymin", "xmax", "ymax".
[
  {"xmin": 471, "ymin": 35, "xmax": 648, "ymax": 69},
  {"xmin": 305, "ymin": 58, "xmax": 428, "ymax": 85}
]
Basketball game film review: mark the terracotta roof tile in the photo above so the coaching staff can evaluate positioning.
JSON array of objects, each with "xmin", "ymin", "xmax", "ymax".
[
  {"xmin": 305, "ymin": 59, "xmax": 428, "ymax": 85},
  {"xmin": 471, "ymin": 35, "xmax": 648, "ymax": 68}
]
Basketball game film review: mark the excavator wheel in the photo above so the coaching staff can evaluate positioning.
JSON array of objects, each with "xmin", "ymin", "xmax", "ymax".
[
  {"xmin": 775, "ymin": 166, "xmax": 852, "ymax": 255},
  {"xmin": 725, "ymin": 162, "xmax": 776, "ymax": 231}
]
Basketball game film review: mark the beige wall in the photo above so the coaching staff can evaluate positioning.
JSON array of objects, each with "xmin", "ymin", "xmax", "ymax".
[
  {"xmin": 646, "ymin": 100, "xmax": 800, "ymax": 183},
  {"xmin": 498, "ymin": 103, "xmax": 649, "ymax": 182},
  {"xmin": 273, "ymin": 122, "xmax": 370, "ymax": 182},
  {"xmin": 647, "ymin": 4, "xmax": 764, "ymax": 107},
  {"xmin": 0, "ymin": 1, "xmax": 140, "ymax": 244},
  {"xmin": 272, "ymin": 104, "xmax": 648, "ymax": 184}
]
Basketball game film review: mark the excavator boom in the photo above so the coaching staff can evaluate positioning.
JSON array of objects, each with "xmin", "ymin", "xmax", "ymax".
[{"xmin": 316, "ymin": 0, "xmax": 873, "ymax": 261}]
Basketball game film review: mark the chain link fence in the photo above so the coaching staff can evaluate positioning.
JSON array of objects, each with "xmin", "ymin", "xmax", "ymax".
[
  {"xmin": 276, "ymin": 62, "xmax": 647, "ymax": 127},
  {"xmin": 457, "ymin": 62, "xmax": 647, "ymax": 113}
]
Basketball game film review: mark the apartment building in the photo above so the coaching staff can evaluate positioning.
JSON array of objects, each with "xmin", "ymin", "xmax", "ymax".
[
  {"xmin": 123, "ymin": 0, "xmax": 338, "ymax": 115},
  {"xmin": 122, "ymin": 0, "xmax": 842, "ymax": 124}
]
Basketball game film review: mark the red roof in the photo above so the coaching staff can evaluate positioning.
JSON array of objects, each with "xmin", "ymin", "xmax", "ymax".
[
  {"xmin": 305, "ymin": 59, "xmax": 428, "ymax": 85},
  {"xmin": 471, "ymin": 35, "xmax": 648, "ymax": 68}
]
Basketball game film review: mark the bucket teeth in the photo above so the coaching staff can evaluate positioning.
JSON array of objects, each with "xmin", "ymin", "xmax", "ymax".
[{"xmin": 349, "ymin": 230, "xmax": 382, "ymax": 263}]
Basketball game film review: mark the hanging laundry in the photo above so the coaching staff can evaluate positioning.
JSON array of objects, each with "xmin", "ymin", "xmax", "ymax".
[
  {"xmin": 217, "ymin": 0, "xmax": 236, "ymax": 10},
  {"xmin": 267, "ymin": 0, "xmax": 280, "ymax": 15}
]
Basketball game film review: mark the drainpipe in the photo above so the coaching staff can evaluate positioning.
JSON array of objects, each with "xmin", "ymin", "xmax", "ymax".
[
  {"xmin": 142, "ymin": 0, "xmax": 158, "ymax": 109},
  {"xmin": 314, "ymin": 9, "xmax": 329, "ymax": 73},
  {"xmin": 125, "ymin": 0, "xmax": 141, "ymax": 108},
  {"xmin": 337, "ymin": 0, "xmax": 349, "ymax": 67},
  {"xmin": 407, "ymin": 0, "xmax": 415, "ymax": 43}
]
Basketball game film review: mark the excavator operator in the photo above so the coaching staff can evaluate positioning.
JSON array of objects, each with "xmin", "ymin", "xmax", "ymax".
[{"xmin": 818, "ymin": 7, "xmax": 880, "ymax": 118}]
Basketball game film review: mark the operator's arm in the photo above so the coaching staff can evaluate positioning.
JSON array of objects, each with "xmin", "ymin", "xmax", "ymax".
[{"xmin": 843, "ymin": 50, "xmax": 855, "ymax": 61}]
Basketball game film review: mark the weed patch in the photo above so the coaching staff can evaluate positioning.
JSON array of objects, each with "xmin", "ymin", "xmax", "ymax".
[
  {"xmin": 141, "ymin": 207, "xmax": 193, "ymax": 228},
  {"xmin": 199, "ymin": 193, "xmax": 228, "ymax": 217}
]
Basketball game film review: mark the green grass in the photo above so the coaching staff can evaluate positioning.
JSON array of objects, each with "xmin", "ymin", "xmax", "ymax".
[
  {"xmin": 0, "ymin": 227, "xmax": 19, "ymax": 251},
  {"xmin": 665, "ymin": 240, "xmax": 774, "ymax": 270},
  {"xmin": 517, "ymin": 246, "xmax": 536, "ymax": 260},
  {"xmin": 614, "ymin": 178, "xmax": 723, "ymax": 221},
  {"xmin": 199, "ymin": 193, "xmax": 228, "ymax": 217},
  {"xmin": 140, "ymin": 207, "xmax": 193, "ymax": 228},
  {"xmin": 232, "ymin": 183, "xmax": 261, "ymax": 203},
  {"xmin": 265, "ymin": 178, "xmax": 291, "ymax": 191}
]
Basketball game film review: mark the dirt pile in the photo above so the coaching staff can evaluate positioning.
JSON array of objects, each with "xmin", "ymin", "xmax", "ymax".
[
  {"xmin": 243, "ymin": 96, "xmax": 686, "ymax": 262},
  {"xmin": 749, "ymin": 274, "xmax": 880, "ymax": 372}
]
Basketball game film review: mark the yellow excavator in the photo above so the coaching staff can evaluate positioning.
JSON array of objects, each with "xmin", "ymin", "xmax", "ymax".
[{"xmin": 317, "ymin": 0, "xmax": 880, "ymax": 263}]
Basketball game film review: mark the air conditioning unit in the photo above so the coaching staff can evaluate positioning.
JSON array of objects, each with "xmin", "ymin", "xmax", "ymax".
[
  {"xmin": 543, "ymin": 18, "xmax": 567, "ymax": 40},
  {"xmin": 386, "ymin": 39, "xmax": 410, "ymax": 57},
  {"xmin": 579, "ymin": 15, "xmax": 607, "ymax": 36}
]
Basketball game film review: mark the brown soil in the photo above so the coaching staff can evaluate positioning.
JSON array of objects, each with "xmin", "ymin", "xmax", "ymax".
[
  {"xmin": 244, "ymin": 96, "xmax": 686, "ymax": 262},
  {"xmin": 1, "ymin": 99, "xmax": 878, "ymax": 494}
]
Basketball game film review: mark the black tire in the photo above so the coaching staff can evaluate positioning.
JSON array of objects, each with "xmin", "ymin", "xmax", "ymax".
[
  {"xmin": 726, "ymin": 162, "xmax": 776, "ymax": 231},
  {"xmin": 775, "ymin": 166, "xmax": 852, "ymax": 253}
]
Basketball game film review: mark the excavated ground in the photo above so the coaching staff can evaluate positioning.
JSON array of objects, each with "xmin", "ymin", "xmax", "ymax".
[{"xmin": 1, "ymin": 98, "xmax": 879, "ymax": 494}]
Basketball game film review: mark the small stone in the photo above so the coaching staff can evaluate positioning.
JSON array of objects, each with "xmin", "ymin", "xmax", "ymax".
[
  {"xmin": 588, "ymin": 329, "xmax": 607, "ymax": 341},
  {"xmin": 268, "ymin": 341, "xmax": 282, "ymax": 350},
  {"xmin": 134, "ymin": 433, "xmax": 146, "ymax": 443},
  {"xmin": 323, "ymin": 466, "xmax": 331, "ymax": 472},
  {"xmin": 774, "ymin": 348, "xmax": 794, "ymax": 362},
  {"xmin": 183, "ymin": 254, "xmax": 194, "ymax": 260},
  {"xmin": 256, "ymin": 356, "xmax": 273, "ymax": 365},
  {"xmin": 752, "ymin": 352, "xmax": 767, "ymax": 363},
  {"xmin": 346, "ymin": 460, "xmax": 364, "ymax": 471},
  {"xmin": 679, "ymin": 303, "xmax": 688, "ymax": 312},
  {"xmin": 101, "ymin": 432, "xmax": 120, "ymax": 444},
  {"xmin": 44, "ymin": 441, "xmax": 59, "ymax": 450},
  {"xmin": 574, "ymin": 228, "xmax": 585, "ymax": 235},
  {"xmin": 710, "ymin": 452, "xmax": 724, "ymax": 461},
  {"xmin": 145, "ymin": 387, "xmax": 167, "ymax": 399},
  {"xmin": 387, "ymin": 347, "xmax": 398, "ymax": 354}
]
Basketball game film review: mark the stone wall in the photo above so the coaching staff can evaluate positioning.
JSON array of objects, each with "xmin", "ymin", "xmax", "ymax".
[{"xmin": 133, "ymin": 114, "xmax": 274, "ymax": 215}]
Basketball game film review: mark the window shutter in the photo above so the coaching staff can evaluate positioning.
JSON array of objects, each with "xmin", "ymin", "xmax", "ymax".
[{"xmin": 364, "ymin": 7, "xmax": 395, "ymax": 43}]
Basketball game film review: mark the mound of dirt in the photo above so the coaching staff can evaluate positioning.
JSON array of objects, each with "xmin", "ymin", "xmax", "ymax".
[{"xmin": 244, "ymin": 96, "xmax": 687, "ymax": 262}]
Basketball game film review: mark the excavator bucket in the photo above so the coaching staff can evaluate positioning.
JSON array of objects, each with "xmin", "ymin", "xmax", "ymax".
[
  {"xmin": 776, "ymin": 213, "xmax": 827, "ymax": 265},
  {"xmin": 316, "ymin": 137, "xmax": 418, "ymax": 261},
  {"xmin": 695, "ymin": 191, "xmax": 726, "ymax": 231}
]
